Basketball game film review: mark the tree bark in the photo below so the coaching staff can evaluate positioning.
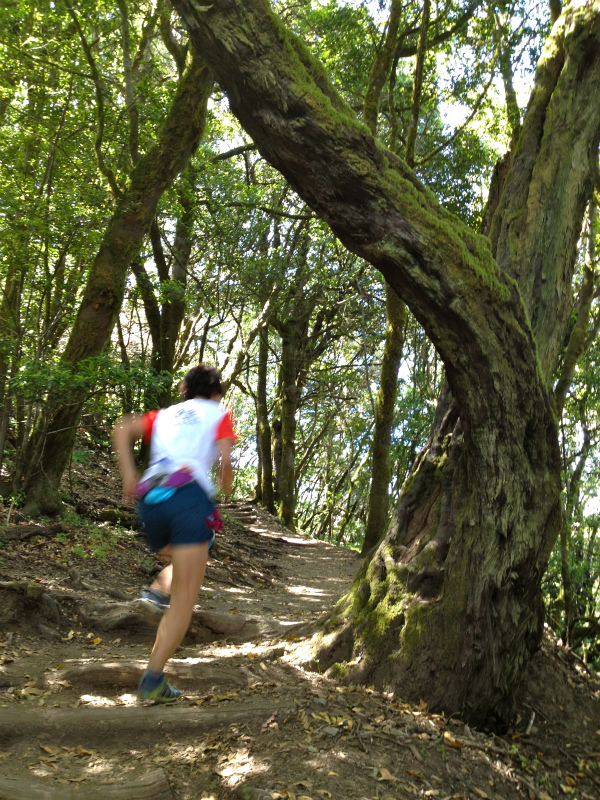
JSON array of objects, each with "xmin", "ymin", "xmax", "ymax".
[
  {"xmin": 277, "ymin": 319, "xmax": 302, "ymax": 530},
  {"xmin": 20, "ymin": 51, "xmax": 213, "ymax": 515},
  {"xmin": 360, "ymin": 0, "xmax": 408, "ymax": 558},
  {"xmin": 361, "ymin": 284, "xmax": 407, "ymax": 555},
  {"xmin": 172, "ymin": 0, "xmax": 600, "ymax": 727},
  {"xmin": 256, "ymin": 325, "xmax": 275, "ymax": 513},
  {"xmin": 363, "ymin": 0, "xmax": 402, "ymax": 135}
]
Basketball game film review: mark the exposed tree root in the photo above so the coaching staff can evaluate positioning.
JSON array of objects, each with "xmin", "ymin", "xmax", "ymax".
[
  {"xmin": 2, "ymin": 524, "xmax": 67, "ymax": 542},
  {"xmin": 0, "ymin": 769, "xmax": 172, "ymax": 800},
  {"xmin": 44, "ymin": 659, "xmax": 247, "ymax": 690},
  {"xmin": 0, "ymin": 699, "xmax": 295, "ymax": 748}
]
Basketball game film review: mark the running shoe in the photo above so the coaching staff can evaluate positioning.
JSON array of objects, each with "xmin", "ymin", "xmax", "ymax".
[
  {"xmin": 137, "ymin": 672, "xmax": 181, "ymax": 704},
  {"xmin": 138, "ymin": 587, "xmax": 170, "ymax": 611}
]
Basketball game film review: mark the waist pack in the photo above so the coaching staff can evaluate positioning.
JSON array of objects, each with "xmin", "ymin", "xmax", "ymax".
[
  {"xmin": 136, "ymin": 468, "xmax": 195, "ymax": 504},
  {"xmin": 144, "ymin": 485, "xmax": 176, "ymax": 504}
]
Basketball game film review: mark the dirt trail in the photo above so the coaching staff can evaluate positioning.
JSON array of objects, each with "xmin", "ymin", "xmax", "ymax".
[{"xmin": 0, "ymin": 492, "xmax": 599, "ymax": 800}]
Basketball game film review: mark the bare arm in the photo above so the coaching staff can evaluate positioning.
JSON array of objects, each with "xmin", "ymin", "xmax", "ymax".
[
  {"xmin": 216, "ymin": 437, "xmax": 234, "ymax": 498},
  {"xmin": 112, "ymin": 414, "xmax": 146, "ymax": 502}
]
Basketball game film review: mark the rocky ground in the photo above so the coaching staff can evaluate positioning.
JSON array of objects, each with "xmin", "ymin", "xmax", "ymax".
[{"xmin": 0, "ymin": 448, "xmax": 599, "ymax": 800}]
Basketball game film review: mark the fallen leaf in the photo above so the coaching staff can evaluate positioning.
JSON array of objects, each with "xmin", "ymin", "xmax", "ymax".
[
  {"xmin": 472, "ymin": 789, "xmax": 491, "ymax": 799},
  {"xmin": 443, "ymin": 731, "xmax": 463, "ymax": 748},
  {"xmin": 378, "ymin": 768, "xmax": 399, "ymax": 782},
  {"xmin": 409, "ymin": 744, "xmax": 424, "ymax": 762},
  {"xmin": 262, "ymin": 710, "xmax": 278, "ymax": 730},
  {"xmin": 39, "ymin": 744, "xmax": 61, "ymax": 755}
]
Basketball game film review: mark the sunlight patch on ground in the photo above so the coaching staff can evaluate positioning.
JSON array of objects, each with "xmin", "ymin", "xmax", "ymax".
[
  {"xmin": 80, "ymin": 694, "xmax": 115, "ymax": 706},
  {"xmin": 287, "ymin": 585, "xmax": 325, "ymax": 596},
  {"xmin": 214, "ymin": 750, "xmax": 264, "ymax": 787},
  {"xmin": 83, "ymin": 758, "xmax": 114, "ymax": 775}
]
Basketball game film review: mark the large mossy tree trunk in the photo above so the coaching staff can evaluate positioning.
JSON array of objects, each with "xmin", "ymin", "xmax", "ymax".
[
  {"xmin": 173, "ymin": 0, "xmax": 600, "ymax": 726},
  {"xmin": 20, "ymin": 52, "xmax": 213, "ymax": 516}
]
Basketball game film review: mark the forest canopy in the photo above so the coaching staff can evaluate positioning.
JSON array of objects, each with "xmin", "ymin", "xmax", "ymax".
[{"xmin": 1, "ymin": 0, "xmax": 600, "ymax": 724}]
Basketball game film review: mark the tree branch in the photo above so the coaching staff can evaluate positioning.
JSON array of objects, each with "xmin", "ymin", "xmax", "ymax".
[
  {"xmin": 396, "ymin": 0, "xmax": 483, "ymax": 59},
  {"xmin": 64, "ymin": 0, "xmax": 121, "ymax": 197},
  {"xmin": 405, "ymin": 0, "xmax": 430, "ymax": 167}
]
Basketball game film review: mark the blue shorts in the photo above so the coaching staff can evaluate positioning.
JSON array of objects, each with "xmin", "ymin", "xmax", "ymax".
[{"xmin": 137, "ymin": 482, "xmax": 215, "ymax": 553}]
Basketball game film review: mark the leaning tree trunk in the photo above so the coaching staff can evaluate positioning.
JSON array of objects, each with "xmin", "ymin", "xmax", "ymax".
[
  {"xmin": 172, "ymin": 0, "xmax": 600, "ymax": 726},
  {"xmin": 20, "ymin": 51, "xmax": 213, "ymax": 516}
]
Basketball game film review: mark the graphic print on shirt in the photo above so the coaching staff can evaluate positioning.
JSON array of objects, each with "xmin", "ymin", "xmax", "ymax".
[{"xmin": 139, "ymin": 399, "xmax": 236, "ymax": 498}]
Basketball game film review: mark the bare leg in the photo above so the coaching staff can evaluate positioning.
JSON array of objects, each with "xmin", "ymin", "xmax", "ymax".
[
  {"xmin": 150, "ymin": 563, "xmax": 173, "ymax": 596},
  {"xmin": 147, "ymin": 542, "xmax": 208, "ymax": 674}
]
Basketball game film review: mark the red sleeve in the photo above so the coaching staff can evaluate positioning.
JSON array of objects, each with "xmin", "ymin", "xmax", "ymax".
[
  {"xmin": 215, "ymin": 409, "xmax": 237, "ymax": 442},
  {"xmin": 141, "ymin": 410, "xmax": 160, "ymax": 445}
]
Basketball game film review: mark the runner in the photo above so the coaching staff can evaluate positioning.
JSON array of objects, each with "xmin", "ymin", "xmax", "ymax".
[{"xmin": 113, "ymin": 364, "xmax": 235, "ymax": 703}]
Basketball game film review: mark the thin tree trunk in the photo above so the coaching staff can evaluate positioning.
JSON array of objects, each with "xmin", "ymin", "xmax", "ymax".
[
  {"xmin": 20, "ymin": 51, "xmax": 213, "ymax": 515},
  {"xmin": 363, "ymin": 0, "xmax": 401, "ymax": 134},
  {"xmin": 361, "ymin": 285, "xmax": 407, "ymax": 555},
  {"xmin": 256, "ymin": 326, "xmax": 275, "ymax": 513},
  {"xmin": 405, "ymin": 0, "xmax": 430, "ymax": 167},
  {"xmin": 360, "ymin": 0, "xmax": 408, "ymax": 558},
  {"xmin": 562, "ymin": 424, "xmax": 591, "ymax": 646},
  {"xmin": 278, "ymin": 322, "xmax": 298, "ymax": 530}
]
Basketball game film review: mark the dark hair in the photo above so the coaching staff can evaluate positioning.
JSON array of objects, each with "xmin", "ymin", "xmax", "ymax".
[{"xmin": 182, "ymin": 364, "xmax": 223, "ymax": 399}]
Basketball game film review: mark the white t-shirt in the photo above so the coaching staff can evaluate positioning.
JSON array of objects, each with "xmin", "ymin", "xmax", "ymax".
[{"xmin": 141, "ymin": 399, "xmax": 235, "ymax": 497}]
